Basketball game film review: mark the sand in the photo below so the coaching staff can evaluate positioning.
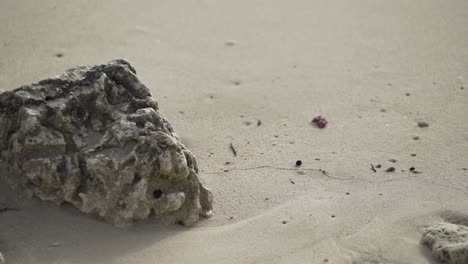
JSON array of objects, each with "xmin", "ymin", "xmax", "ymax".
[{"xmin": 1, "ymin": 0, "xmax": 468, "ymax": 263}]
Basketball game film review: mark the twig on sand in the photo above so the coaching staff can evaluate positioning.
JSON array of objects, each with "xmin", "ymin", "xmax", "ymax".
[{"xmin": 229, "ymin": 143, "xmax": 237, "ymax": 157}]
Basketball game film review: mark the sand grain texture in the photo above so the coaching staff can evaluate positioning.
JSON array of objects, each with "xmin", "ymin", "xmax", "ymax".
[{"xmin": 1, "ymin": 0, "xmax": 468, "ymax": 263}]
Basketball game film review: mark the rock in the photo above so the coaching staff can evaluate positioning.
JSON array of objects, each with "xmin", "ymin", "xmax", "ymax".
[
  {"xmin": 0, "ymin": 59, "xmax": 213, "ymax": 226},
  {"xmin": 417, "ymin": 121, "xmax": 429, "ymax": 128},
  {"xmin": 0, "ymin": 251, "xmax": 4, "ymax": 263},
  {"xmin": 421, "ymin": 223, "xmax": 468, "ymax": 264}
]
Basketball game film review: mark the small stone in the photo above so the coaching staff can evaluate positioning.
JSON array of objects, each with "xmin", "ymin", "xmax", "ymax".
[
  {"xmin": 388, "ymin": 159, "xmax": 398, "ymax": 163},
  {"xmin": 418, "ymin": 121, "xmax": 429, "ymax": 128},
  {"xmin": 282, "ymin": 220, "xmax": 287, "ymax": 224},
  {"xmin": 412, "ymin": 136, "xmax": 420, "ymax": 140},
  {"xmin": 386, "ymin": 167, "xmax": 396, "ymax": 172},
  {"xmin": 296, "ymin": 170, "xmax": 305, "ymax": 175},
  {"xmin": 376, "ymin": 164, "xmax": 382, "ymax": 169},
  {"xmin": 295, "ymin": 160, "xmax": 302, "ymax": 166},
  {"xmin": 409, "ymin": 167, "xmax": 415, "ymax": 171},
  {"xmin": 312, "ymin": 115, "xmax": 328, "ymax": 128},
  {"xmin": 346, "ymin": 192, "xmax": 350, "ymax": 195},
  {"xmin": 411, "ymin": 153, "xmax": 416, "ymax": 157}
]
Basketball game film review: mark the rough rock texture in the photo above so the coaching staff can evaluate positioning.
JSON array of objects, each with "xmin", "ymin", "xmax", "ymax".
[
  {"xmin": 0, "ymin": 59, "xmax": 213, "ymax": 226},
  {"xmin": 421, "ymin": 223, "xmax": 468, "ymax": 264}
]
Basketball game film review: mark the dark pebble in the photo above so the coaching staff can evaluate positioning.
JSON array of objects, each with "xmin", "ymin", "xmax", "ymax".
[
  {"xmin": 386, "ymin": 167, "xmax": 395, "ymax": 172},
  {"xmin": 417, "ymin": 121, "xmax": 429, "ymax": 128},
  {"xmin": 295, "ymin": 160, "xmax": 302, "ymax": 166}
]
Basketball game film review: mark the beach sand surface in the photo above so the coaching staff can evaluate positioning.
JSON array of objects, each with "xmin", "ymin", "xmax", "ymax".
[{"xmin": 1, "ymin": 0, "xmax": 468, "ymax": 263}]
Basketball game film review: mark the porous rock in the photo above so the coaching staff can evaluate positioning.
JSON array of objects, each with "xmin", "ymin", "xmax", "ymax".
[
  {"xmin": 0, "ymin": 59, "xmax": 213, "ymax": 226},
  {"xmin": 421, "ymin": 223, "xmax": 468, "ymax": 264}
]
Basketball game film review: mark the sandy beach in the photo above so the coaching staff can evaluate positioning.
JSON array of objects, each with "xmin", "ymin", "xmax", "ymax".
[{"xmin": 1, "ymin": 0, "xmax": 468, "ymax": 263}]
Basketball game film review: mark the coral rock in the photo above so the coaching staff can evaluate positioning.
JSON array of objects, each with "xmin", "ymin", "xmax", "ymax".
[
  {"xmin": 421, "ymin": 223, "xmax": 468, "ymax": 264},
  {"xmin": 0, "ymin": 59, "xmax": 213, "ymax": 226}
]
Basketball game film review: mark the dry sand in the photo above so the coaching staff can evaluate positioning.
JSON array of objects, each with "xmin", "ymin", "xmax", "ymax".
[{"xmin": 1, "ymin": 0, "xmax": 468, "ymax": 263}]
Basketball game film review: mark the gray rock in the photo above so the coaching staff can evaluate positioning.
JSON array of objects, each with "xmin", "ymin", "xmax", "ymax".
[
  {"xmin": 0, "ymin": 59, "xmax": 213, "ymax": 226},
  {"xmin": 421, "ymin": 223, "xmax": 468, "ymax": 264}
]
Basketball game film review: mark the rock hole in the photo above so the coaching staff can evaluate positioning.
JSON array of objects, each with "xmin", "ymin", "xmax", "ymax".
[
  {"xmin": 132, "ymin": 173, "xmax": 141, "ymax": 184},
  {"xmin": 45, "ymin": 96, "xmax": 53, "ymax": 101},
  {"xmin": 75, "ymin": 108, "xmax": 86, "ymax": 120},
  {"xmin": 153, "ymin": 189, "xmax": 163, "ymax": 199},
  {"xmin": 149, "ymin": 208, "xmax": 156, "ymax": 218},
  {"xmin": 176, "ymin": 220, "xmax": 185, "ymax": 226},
  {"xmin": 136, "ymin": 120, "xmax": 145, "ymax": 128}
]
